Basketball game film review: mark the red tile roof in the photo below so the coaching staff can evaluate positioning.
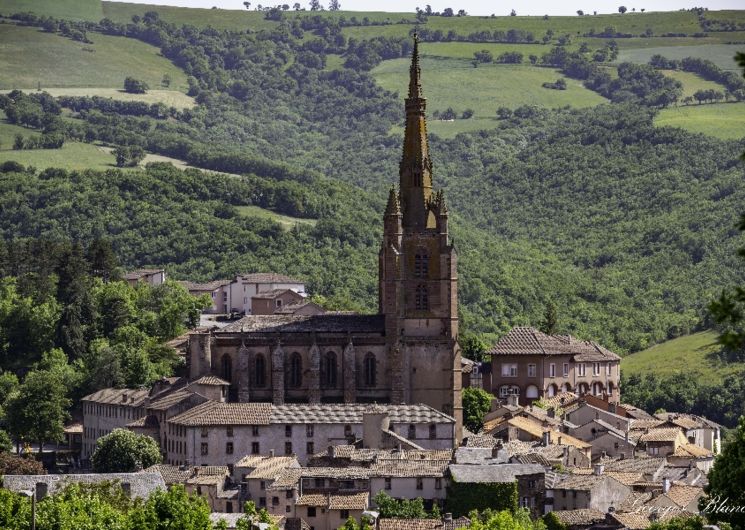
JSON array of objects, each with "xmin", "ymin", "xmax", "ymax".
[{"xmin": 487, "ymin": 327, "xmax": 620, "ymax": 361}]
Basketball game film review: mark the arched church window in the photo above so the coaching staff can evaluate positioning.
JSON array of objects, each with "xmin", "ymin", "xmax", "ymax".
[
  {"xmin": 255, "ymin": 355, "xmax": 266, "ymax": 388},
  {"xmin": 322, "ymin": 351, "xmax": 337, "ymax": 388},
  {"xmin": 364, "ymin": 353, "xmax": 376, "ymax": 387},
  {"xmin": 415, "ymin": 284, "xmax": 429, "ymax": 310},
  {"xmin": 221, "ymin": 354, "xmax": 232, "ymax": 383},
  {"xmin": 289, "ymin": 352, "xmax": 302, "ymax": 388},
  {"xmin": 414, "ymin": 249, "xmax": 429, "ymax": 278}
]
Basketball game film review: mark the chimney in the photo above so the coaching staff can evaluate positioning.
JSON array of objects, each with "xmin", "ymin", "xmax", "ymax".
[
  {"xmin": 270, "ymin": 449, "xmax": 275, "ymax": 458},
  {"xmin": 547, "ymin": 407, "xmax": 555, "ymax": 419},
  {"xmin": 663, "ymin": 478, "xmax": 671, "ymax": 493},
  {"xmin": 444, "ymin": 513, "xmax": 453, "ymax": 523},
  {"xmin": 593, "ymin": 464, "xmax": 604, "ymax": 476},
  {"xmin": 35, "ymin": 482, "xmax": 48, "ymax": 501},
  {"xmin": 327, "ymin": 446, "xmax": 334, "ymax": 457},
  {"xmin": 608, "ymin": 403, "xmax": 617, "ymax": 414},
  {"xmin": 542, "ymin": 431, "xmax": 551, "ymax": 447}
]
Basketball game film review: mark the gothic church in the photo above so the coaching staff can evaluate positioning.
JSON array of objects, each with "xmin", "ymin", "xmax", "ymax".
[{"xmin": 187, "ymin": 38, "xmax": 463, "ymax": 439}]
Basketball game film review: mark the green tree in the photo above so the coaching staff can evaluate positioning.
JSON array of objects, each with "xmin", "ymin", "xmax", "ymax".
[
  {"xmin": 463, "ymin": 387, "xmax": 494, "ymax": 432},
  {"xmin": 0, "ymin": 451, "xmax": 45, "ymax": 474},
  {"xmin": 91, "ymin": 428, "xmax": 162, "ymax": 472},
  {"xmin": 373, "ymin": 491, "xmax": 438, "ymax": 519},
  {"xmin": 469, "ymin": 509, "xmax": 545, "ymax": 530},
  {"xmin": 700, "ymin": 416, "xmax": 745, "ymax": 529},
  {"xmin": 123, "ymin": 77, "xmax": 149, "ymax": 94},
  {"xmin": 460, "ymin": 334, "xmax": 488, "ymax": 362},
  {"xmin": 648, "ymin": 516, "xmax": 709, "ymax": 530},
  {"xmin": 540, "ymin": 300, "xmax": 558, "ymax": 335},
  {"xmin": 618, "ymin": 5, "xmax": 627, "ymax": 13},
  {"xmin": 5, "ymin": 366, "xmax": 71, "ymax": 452},
  {"xmin": 128, "ymin": 485, "xmax": 212, "ymax": 530}
]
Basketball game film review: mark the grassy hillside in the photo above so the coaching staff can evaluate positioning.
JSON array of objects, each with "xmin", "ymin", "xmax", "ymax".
[
  {"xmin": 621, "ymin": 331, "xmax": 745, "ymax": 385},
  {"xmin": 0, "ymin": 0, "xmax": 102, "ymax": 21},
  {"xmin": 374, "ymin": 57, "xmax": 607, "ymax": 137},
  {"xmin": 655, "ymin": 103, "xmax": 745, "ymax": 139},
  {"xmin": 661, "ymin": 69, "xmax": 727, "ymax": 98},
  {"xmin": 0, "ymin": 24, "xmax": 188, "ymax": 91},
  {"xmin": 1, "ymin": 88, "xmax": 195, "ymax": 109},
  {"xmin": 616, "ymin": 44, "xmax": 744, "ymax": 70}
]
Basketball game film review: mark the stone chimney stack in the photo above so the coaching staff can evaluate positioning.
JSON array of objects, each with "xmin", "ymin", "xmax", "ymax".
[
  {"xmin": 542, "ymin": 431, "xmax": 551, "ymax": 447},
  {"xmin": 593, "ymin": 464, "xmax": 604, "ymax": 476}
]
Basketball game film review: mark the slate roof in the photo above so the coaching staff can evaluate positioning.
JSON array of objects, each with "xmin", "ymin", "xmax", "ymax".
[
  {"xmin": 168, "ymin": 401, "xmax": 273, "ymax": 426},
  {"xmin": 127, "ymin": 414, "xmax": 159, "ymax": 428},
  {"xmin": 275, "ymin": 301, "xmax": 323, "ymax": 315},
  {"xmin": 123, "ymin": 269, "xmax": 164, "ymax": 280},
  {"xmin": 3, "ymin": 473, "xmax": 165, "ymax": 499},
  {"xmin": 81, "ymin": 387, "xmax": 150, "ymax": 406},
  {"xmin": 448, "ymin": 463, "xmax": 544, "ymax": 483},
  {"xmin": 597, "ymin": 456, "xmax": 665, "ymax": 475},
  {"xmin": 218, "ymin": 314, "xmax": 384, "ymax": 334},
  {"xmin": 551, "ymin": 509, "xmax": 606, "ymax": 526},
  {"xmin": 369, "ymin": 460, "xmax": 449, "ymax": 478},
  {"xmin": 548, "ymin": 473, "xmax": 605, "ymax": 490},
  {"xmin": 639, "ymin": 428, "xmax": 683, "ymax": 443},
  {"xmin": 486, "ymin": 327, "xmax": 621, "ymax": 361},
  {"xmin": 464, "ymin": 434, "xmax": 500, "ymax": 448}
]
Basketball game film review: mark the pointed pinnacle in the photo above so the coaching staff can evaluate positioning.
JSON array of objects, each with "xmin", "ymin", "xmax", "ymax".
[
  {"xmin": 408, "ymin": 34, "xmax": 422, "ymax": 99},
  {"xmin": 385, "ymin": 186, "xmax": 401, "ymax": 215}
]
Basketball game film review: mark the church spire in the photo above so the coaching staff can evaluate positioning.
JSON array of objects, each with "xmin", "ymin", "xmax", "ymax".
[{"xmin": 399, "ymin": 34, "xmax": 434, "ymax": 230}]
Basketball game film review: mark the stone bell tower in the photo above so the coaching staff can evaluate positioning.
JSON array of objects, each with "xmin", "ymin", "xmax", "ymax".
[{"xmin": 378, "ymin": 36, "xmax": 462, "ymax": 440}]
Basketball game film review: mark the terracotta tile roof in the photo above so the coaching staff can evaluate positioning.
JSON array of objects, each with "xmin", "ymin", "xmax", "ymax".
[
  {"xmin": 81, "ymin": 387, "xmax": 150, "ymax": 406},
  {"xmin": 665, "ymin": 484, "xmax": 704, "ymax": 508},
  {"xmin": 617, "ymin": 491, "xmax": 654, "ymax": 512},
  {"xmin": 610, "ymin": 511, "xmax": 653, "ymax": 530},
  {"xmin": 266, "ymin": 469, "xmax": 303, "ymax": 491},
  {"xmin": 639, "ymin": 428, "xmax": 683, "ymax": 443},
  {"xmin": 296, "ymin": 492, "xmax": 368, "ymax": 510},
  {"xmin": 505, "ymin": 417, "xmax": 591, "ymax": 449},
  {"xmin": 486, "ymin": 327, "xmax": 621, "ymax": 361},
  {"xmin": 300, "ymin": 467, "xmax": 372, "ymax": 479},
  {"xmin": 655, "ymin": 412, "xmax": 722, "ymax": 430},
  {"xmin": 145, "ymin": 464, "xmax": 193, "ymax": 485},
  {"xmin": 64, "ymin": 422, "xmax": 83, "ymax": 434},
  {"xmin": 178, "ymin": 280, "xmax": 230, "ymax": 292},
  {"xmin": 379, "ymin": 519, "xmax": 441, "ymax": 530},
  {"xmin": 275, "ymin": 301, "xmax": 322, "ymax": 315},
  {"xmin": 672, "ymin": 443, "xmax": 712, "ymax": 458},
  {"xmin": 630, "ymin": 419, "xmax": 666, "ymax": 430},
  {"xmin": 168, "ymin": 401, "xmax": 272, "ymax": 426},
  {"xmin": 540, "ymin": 392, "xmax": 580, "ymax": 410},
  {"xmin": 464, "ymin": 434, "xmax": 500, "ymax": 448},
  {"xmin": 550, "ymin": 473, "xmax": 604, "ymax": 491},
  {"xmin": 191, "ymin": 376, "xmax": 231, "ymax": 386},
  {"xmin": 270, "ymin": 404, "xmax": 454, "ymax": 424},
  {"xmin": 218, "ymin": 314, "xmax": 384, "ymax": 334},
  {"xmin": 123, "ymin": 269, "xmax": 164, "ymax": 280},
  {"xmin": 252, "ymin": 289, "xmax": 300, "ymax": 300},
  {"xmin": 235, "ymin": 456, "xmax": 300, "ymax": 480},
  {"xmin": 148, "ymin": 389, "xmax": 195, "ymax": 411},
  {"xmin": 369, "ymin": 460, "xmax": 449, "ymax": 478},
  {"xmin": 598, "ymin": 456, "xmax": 665, "ymax": 475},
  {"xmin": 127, "ymin": 414, "xmax": 159, "ymax": 428},
  {"xmin": 551, "ymin": 509, "xmax": 605, "ymax": 525},
  {"xmin": 239, "ymin": 273, "xmax": 304, "ymax": 284},
  {"xmin": 606, "ymin": 472, "xmax": 645, "ymax": 486}
]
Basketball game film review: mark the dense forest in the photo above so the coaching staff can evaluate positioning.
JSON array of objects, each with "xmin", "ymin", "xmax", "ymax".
[{"xmin": 1, "ymin": 10, "xmax": 745, "ymax": 359}]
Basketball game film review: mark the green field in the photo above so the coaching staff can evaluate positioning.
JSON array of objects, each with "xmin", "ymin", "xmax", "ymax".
[
  {"xmin": 621, "ymin": 331, "xmax": 745, "ymax": 385},
  {"xmin": 655, "ymin": 102, "xmax": 745, "ymax": 139},
  {"xmin": 616, "ymin": 43, "xmax": 743, "ymax": 70},
  {"xmin": 374, "ymin": 56, "xmax": 607, "ymax": 137},
  {"xmin": 1, "ymin": 88, "xmax": 195, "ymax": 109},
  {"xmin": 420, "ymin": 41, "xmax": 572, "ymax": 60},
  {"xmin": 661, "ymin": 70, "xmax": 726, "ymax": 98},
  {"xmin": 0, "ymin": 0, "xmax": 102, "ymax": 21},
  {"xmin": 0, "ymin": 24, "xmax": 188, "ymax": 91},
  {"xmin": 235, "ymin": 205, "xmax": 317, "ymax": 230},
  {"xmin": 0, "ymin": 138, "xmax": 118, "ymax": 172}
]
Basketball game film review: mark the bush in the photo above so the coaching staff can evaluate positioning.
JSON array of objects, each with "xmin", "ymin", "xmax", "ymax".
[{"xmin": 92, "ymin": 429, "xmax": 162, "ymax": 472}]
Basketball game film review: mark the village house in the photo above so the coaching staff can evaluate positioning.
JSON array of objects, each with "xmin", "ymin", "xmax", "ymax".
[
  {"xmin": 124, "ymin": 268, "xmax": 166, "ymax": 287},
  {"xmin": 233, "ymin": 455, "xmax": 301, "ymax": 514},
  {"xmin": 227, "ymin": 273, "xmax": 307, "ymax": 315},
  {"xmin": 654, "ymin": 412, "xmax": 722, "ymax": 454},
  {"xmin": 638, "ymin": 428, "xmax": 688, "ymax": 458},
  {"xmin": 490, "ymin": 416, "xmax": 592, "ymax": 465},
  {"xmin": 180, "ymin": 280, "xmax": 232, "ymax": 314},
  {"xmin": 295, "ymin": 491, "xmax": 369, "ymax": 530},
  {"xmin": 586, "ymin": 430, "xmax": 637, "ymax": 461},
  {"xmin": 251, "ymin": 289, "xmax": 307, "ymax": 316},
  {"xmin": 163, "ymin": 402, "xmax": 455, "ymax": 466},
  {"xmin": 566, "ymin": 404, "xmax": 632, "ymax": 435},
  {"xmin": 546, "ymin": 468, "xmax": 631, "ymax": 513},
  {"xmin": 486, "ymin": 327, "xmax": 621, "ymax": 405},
  {"xmin": 81, "ymin": 387, "xmax": 151, "ymax": 459}
]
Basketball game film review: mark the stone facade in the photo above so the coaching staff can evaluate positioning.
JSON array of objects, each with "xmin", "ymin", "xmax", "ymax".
[{"xmin": 186, "ymin": 38, "xmax": 462, "ymax": 440}]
